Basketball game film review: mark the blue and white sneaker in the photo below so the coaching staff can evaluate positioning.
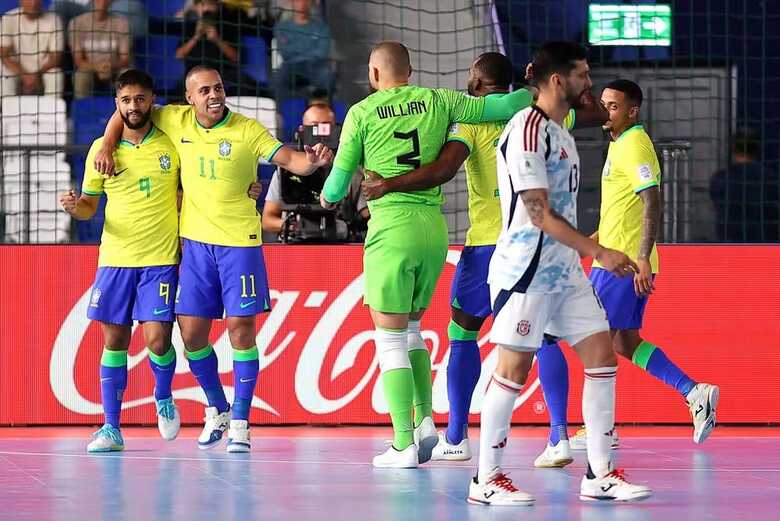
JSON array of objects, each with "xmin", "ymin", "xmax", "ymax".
[
  {"xmin": 198, "ymin": 406, "xmax": 230, "ymax": 450},
  {"xmin": 87, "ymin": 424, "xmax": 124, "ymax": 453},
  {"xmin": 226, "ymin": 420, "xmax": 251, "ymax": 453},
  {"xmin": 156, "ymin": 397, "xmax": 181, "ymax": 441}
]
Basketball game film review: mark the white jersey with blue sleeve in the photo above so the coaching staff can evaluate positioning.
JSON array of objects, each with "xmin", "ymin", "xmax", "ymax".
[{"xmin": 487, "ymin": 105, "xmax": 586, "ymax": 293}]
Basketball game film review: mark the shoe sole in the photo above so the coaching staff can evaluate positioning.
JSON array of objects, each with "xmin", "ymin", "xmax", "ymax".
[
  {"xmin": 87, "ymin": 446, "xmax": 124, "ymax": 453},
  {"xmin": 372, "ymin": 462, "xmax": 419, "ymax": 469},
  {"xmin": 432, "ymin": 453, "xmax": 472, "ymax": 462},
  {"xmin": 226, "ymin": 444, "xmax": 251, "ymax": 453},
  {"xmin": 417, "ymin": 433, "xmax": 439, "ymax": 465},
  {"xmin": 467, "ymin": 496, "xmax": 535, "ymax": 506},
  {"xmin": 579, "ymin": 492, "xmax": 652, "ymax": 502},
  {"xmin": 571, "ymin": 441, "xmax": 619, "ymax": 451},
  {"xmin": 694, "ymin": 386, "xmax": 720, "ymax": 444},
  {"xmin": 534, "ymin": 457, "xmax": 574, "ymax": 468}
]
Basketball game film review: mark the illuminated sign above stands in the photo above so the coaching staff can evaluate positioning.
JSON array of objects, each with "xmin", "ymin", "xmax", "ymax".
[{"xmin": 589, "ymin": 4, "xmax": 672, "ymax": 46}]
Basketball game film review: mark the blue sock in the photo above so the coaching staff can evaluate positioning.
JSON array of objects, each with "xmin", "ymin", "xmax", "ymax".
[
  {"xmin": 100, "ymin": 348, "xmax": 128, "ymax": 429},
  {"xmin": 536, "ymin": 339, "xmax": 569, "ymax": 446},
  {"xmin": 185, "ymin": 345, "xmax": 229, "ymax": 413},
  {"xmin": 633, "ymin": 341, "xmax": 696, "ymax": 396},
  {"xmin": 445, "ymin": 320, "xmax": 481, "ymax": 445},
  {"xmin": 232, "ymin": 346, "xmax": 260, "ymax": 421},
  {"xmin": 148, "ymin": 346, "xmax": 176, "ymax": 401}
]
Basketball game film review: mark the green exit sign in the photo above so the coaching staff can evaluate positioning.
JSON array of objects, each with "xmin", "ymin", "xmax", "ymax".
[{"xmin": 589, "ymin": 4, "xmax": 672, "ymax": 46}]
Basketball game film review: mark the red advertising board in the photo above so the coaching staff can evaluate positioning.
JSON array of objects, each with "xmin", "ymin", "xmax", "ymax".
[{"xmin": 1, "ymin": 245, "xmax": 778, "ymax": 425}]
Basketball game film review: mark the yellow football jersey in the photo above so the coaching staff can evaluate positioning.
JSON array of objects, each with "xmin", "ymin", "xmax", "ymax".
[
  {"xmin": 152, "ymin": 105, "xmax": 283, "ymax": 247},
  {"xmin": 593, "ymin": 124, "xmax": 661, "ymax": 272},
  {"xmin": 82, "ymin": 127, "xmax": 180, "ymax": 267},
  {"xmin": 445, "ymin": 103, "xmax": 575, "ymax": 246}
]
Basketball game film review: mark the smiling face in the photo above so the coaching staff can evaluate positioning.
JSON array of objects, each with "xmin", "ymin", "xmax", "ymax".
[
  {"xmin": 116, "ymin": 84, "xmax": 154, "ymax": 130},
  {"xmin": 185, "ymin": 68, "xmax": 226, "ymax": 124}
]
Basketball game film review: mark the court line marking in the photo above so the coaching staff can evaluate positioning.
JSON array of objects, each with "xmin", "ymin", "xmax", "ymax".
[
  {"xmin": 0, "ymin": 454, "xmax": 49, "ymax": 488},
  {"xmin": 0, "ymin": 450, "xmax": 779, "ymax": 473}
]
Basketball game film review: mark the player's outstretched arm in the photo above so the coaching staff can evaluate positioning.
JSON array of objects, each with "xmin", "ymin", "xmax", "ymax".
[
  {"xmin": 59, "ymin": 189, "xmax": 99, "ymax": 221},
  {"xmin": 94, "ymin": 110, "xmax": 124, "ymax": 175},
  {"xmin": 520, "ymin": 188, "xmax": 638, "ymax": 277},
  {"xmin": 271, "ymin": 143, "xmax": 333, "ymax": 177},
  {"xmin": 442, "ymin": 87, "xmax": 534, "ymax": 125},
  {"xmin": 361, "ymin": 141, "xmax": 469, "ymax": 200}
]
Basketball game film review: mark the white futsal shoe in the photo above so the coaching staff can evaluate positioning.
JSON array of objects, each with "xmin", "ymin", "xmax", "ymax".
[
  {"xmin": 467, "ymin": 470, "xmax": 535, "ymax": 506},
  {"xmin": 87, "ymin": 424, "xmax": 124, "ymax": 453},
  {"xmin": 580, "ymin": 467, "xmax": 652, "ymax": 502},
  {"xmin": 373, "ymin": 444, "xmax": 418, "ymax": 468},
  {"xmin": 570, "ymin": 427, "xmax": 619, "ymax": 450},
  {"xmin": 413, "ymin": 416, "xmax": 438, "ymax": 464},
  {"xmin": 431, "ymin": 431, "xmax": 472, "ymax": 461},
  {"xmin": 198, "ymin": 406, "xmax": 231, "ymax": 450},
  {"xmin": 534, "ymin": 439, "xmax": 573, "ymax": 468},
  {"xmin": 686, "ymin": 383, "xmax": 720, "ymax": 444},
  {"xmin": 226, "ymin": 420, "xmax": 251, "ymax": 453},
  {"xmin": 156, "ymin": 397, "xmax": 180, "ymax": 441}
]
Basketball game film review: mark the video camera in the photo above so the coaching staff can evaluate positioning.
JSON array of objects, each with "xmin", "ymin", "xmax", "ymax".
[{"xmin": 277, "ymin": 122, "xmax": 367, "ymax": 243}]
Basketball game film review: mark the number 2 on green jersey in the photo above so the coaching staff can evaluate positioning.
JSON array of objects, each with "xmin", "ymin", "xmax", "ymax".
[{"xmin": 394, "ymin": 129, "xmax": 421, "ymax": 169}]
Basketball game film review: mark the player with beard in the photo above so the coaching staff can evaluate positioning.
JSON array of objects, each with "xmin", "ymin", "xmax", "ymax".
[
  {"xmin": 60, "ymin": 69, "xmax": 183, "ymax": 452},
  {"xmin": 468, "ymin": 42, "xmax": 652, "ymax": 505},
  {"xmin": 93, "ymin": 65, "xmax": 333, "ymax": 452}
]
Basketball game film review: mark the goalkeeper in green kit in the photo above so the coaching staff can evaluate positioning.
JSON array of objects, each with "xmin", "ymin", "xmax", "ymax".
[{"xmin": 321, "ymin": 41, "xmax": 533, "ymax": 468}]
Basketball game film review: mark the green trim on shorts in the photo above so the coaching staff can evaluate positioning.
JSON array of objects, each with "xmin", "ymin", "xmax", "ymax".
[
  {"xmin": 632, "ymin": 340, "xmax": 656, "ymax": 370},
  {"xmin": 447, "ymin": 319, "xmax": 478, "ymax": 341},
  {"xmin": 148, "ymin": 346, "xmax": 175, "ymax": 366},
  {"xmin": 452, "ymin": 297, "xmax": 462, "ymax": 310},
  {"xmin": 101, "ymin": 348, "xmax": 128, "ymax": 367},
  {"xmin": 233, "ymin": 345, "xmax": 259, "ymax": 361},
  {"xmin": 185, "ymin": 344, "xmax": 214, "ymax": 361}
]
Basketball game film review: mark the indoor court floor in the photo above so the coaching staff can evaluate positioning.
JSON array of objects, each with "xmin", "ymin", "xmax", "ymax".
[{"xmin": 0, "ymin": 426, "xmax": 777, "ymax": 520}]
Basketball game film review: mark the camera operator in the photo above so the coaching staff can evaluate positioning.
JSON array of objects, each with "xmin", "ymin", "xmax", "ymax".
[{"xmin": 262, "ymin": 103, "xmax": 369, "ymax": 243}]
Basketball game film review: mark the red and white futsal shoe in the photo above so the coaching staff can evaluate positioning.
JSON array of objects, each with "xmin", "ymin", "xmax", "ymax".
[
  {"xmin": 580, "ymin": 468, "xmax": 652, "ymax": 502},
  {"xmin": 467, "ymin": 470, "xmax": 535, "ymax": 506}
]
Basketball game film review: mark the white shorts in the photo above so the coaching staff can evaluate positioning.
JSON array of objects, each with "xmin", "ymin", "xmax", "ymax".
[{"xmin": 489, "ymin": 278, "xmax": 609, "ymax": 352}]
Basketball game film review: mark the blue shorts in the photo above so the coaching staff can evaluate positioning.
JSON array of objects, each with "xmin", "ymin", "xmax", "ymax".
[
  {"xmin": 87, "ymin": 265, "xmax": 178, "ymax": 326},
  {"xmin": 589, "ymin": 267, "xmax": 652, "ymax": 330},
  {"xmin": 176, "ymin": 238, "xmax": 271, "ymax": 319},
  {"xmin": 450, "ymin": 245, "xmax": 495, "ymax": 319}
]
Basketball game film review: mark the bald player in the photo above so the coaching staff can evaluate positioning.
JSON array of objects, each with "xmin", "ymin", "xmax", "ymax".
[
  {"xmin": 321, "ymin": 42, "xmax": 534, "ymax": 468},
  {"xmin": 94, "ymin": 65, "xmax": 333, "ymax": 453},
  {"xmin": 359, "ymin": 51, "xmax": 608, "ymax": 464}
]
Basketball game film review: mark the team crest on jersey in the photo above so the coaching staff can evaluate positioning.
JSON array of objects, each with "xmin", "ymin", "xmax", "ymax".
[
  {"xmin": 517, "ymin": 320, "xmax": 531, "ymax": 336},
  {"xmin": 159, "ymin": 153, "xmax": 172, "ymax": 172},
  {"xmin": 90, "ymin": 288, "xmax": 101, "ymax": 308},
  {"xmin": 219, "ymin": 140, "xmax": 232, "ymax": 157}
]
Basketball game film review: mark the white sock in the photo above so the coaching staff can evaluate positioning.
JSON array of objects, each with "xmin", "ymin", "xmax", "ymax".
[
  {"xmin": 375, "ymin": 327, "xmax": 410, "ymax": 372},
  {"xmin": 583, "ymin": 366, "xmax": 617, "ymax": 477},
  {"xmin": 407, "ymin": 320, "xmax": 426, "ymax": 352},
  {"xmin": 478, "ymin": 373, "xmax": 522, "ymax": 482}
]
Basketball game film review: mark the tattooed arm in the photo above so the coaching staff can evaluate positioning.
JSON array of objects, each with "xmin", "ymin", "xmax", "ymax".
[
  {"xmin": 521, "ymin": 188, "xmax": 638, "ymax": 276},
  {"xmin": 634, "ymin": 186, "xmax": 661, "ymax": 295}
]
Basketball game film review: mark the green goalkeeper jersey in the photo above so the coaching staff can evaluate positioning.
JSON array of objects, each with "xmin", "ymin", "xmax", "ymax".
[{"xmin": 328, "ymin": 85, "xmax": 532, "ymax": 208}]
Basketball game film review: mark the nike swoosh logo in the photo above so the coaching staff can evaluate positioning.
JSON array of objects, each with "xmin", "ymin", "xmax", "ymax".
[
  {"xmin": 239, "ymin": 300, "xmax": 256, "ymax": 309},
  {"xmin": 114, "ymin": 168, "xmax": 128, "ymax": 176},
  {"xmin": 153, "ymin": 308, "xmax": 170, "ymax": 315},
  {"xmin": 100, "ymin": 377, "xmax": 111, "ymax": 382},
  {"xmin": 181, "ymin": 138, "xmax": 193, "ymax": 143},
  {"xmin": 239, "ymin": 377, "xmax": 255, "ymax": 383}
]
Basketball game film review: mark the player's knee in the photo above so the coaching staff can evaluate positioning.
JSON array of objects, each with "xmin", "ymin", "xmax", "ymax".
[
  {"xmin": 495, "ymin": 347, "xmax": 533, "ymax": 386},
  {"xmin": 228, "ymin": 328, "xmax": 256, "ymax": 349},
  {"xmin": 375, "ymin": 328, "xmax": 410, "ymax": 373}
]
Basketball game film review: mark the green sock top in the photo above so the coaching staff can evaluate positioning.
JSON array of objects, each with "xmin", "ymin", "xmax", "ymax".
[
  {"xmin": 447, "ymin": 319, "xmax": 479, "ymax": 341},
  {"xmin": 148, "ymin": 346, "xmax": 176, "ymax": 366},
  {"xmin": 184, "ymin": 344, "xmax": 214, "ymax": 361},
  {"xmin": 233, "ymin": 345, "xmax": 259, "ymax": 361},
  {"xmin": 632, "ymin": 340, "xmax": 657, "ymax": 370},
  {"xmin": 101, "ymin": 348, "xmax": 128, "ymax": 367}
]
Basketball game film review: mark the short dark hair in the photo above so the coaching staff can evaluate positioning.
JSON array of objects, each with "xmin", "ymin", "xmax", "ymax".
[
  {"xmin": 474, "ymin": 52, "xmax": 513, "ymax": 89},
  {"xmin": 532, "ymin": 41, "xmax": 588, "ymax": 83},
  {"xmin": 185, "ymin": 65, "xmax": 221, "ymax": 87},
  {"xmin": 605, "ymin": 79, "xmax": 643, "ymax": 106},
  {"xmin": 115, "ymin": 69, "xmax": 154, "ymax": 93}
]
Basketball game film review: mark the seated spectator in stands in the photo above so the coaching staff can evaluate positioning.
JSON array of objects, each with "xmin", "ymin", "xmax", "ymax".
[
  {"xmin": 263, "ymin": 103, "xmax": 368, "ymax": 242},
  {"xmin": 710, "ymin": 128, "xmax": 779, "ymax": 242},
  {"xmin": 69, "ymin": 0, "xmax": 131, "ymax": 98},
  {"xmin": 175, "ymin": 0, "xmax": 265, "ymax": 96},
  {"xmin": 177, "ymin": 0, "xmax": 277, "ymax": 20},
  {"xmin": 54, "ymin": 0, "xmax": 146, "ymax": 36},
  {"xmin": 273, "ymin": 0, "xmax": 332, "ymax": 101},
  {"xmin": 0, "ymin": 0, "xmax": 64, "ymax": 96}
]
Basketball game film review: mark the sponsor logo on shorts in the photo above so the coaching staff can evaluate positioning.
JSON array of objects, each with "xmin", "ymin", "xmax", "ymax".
[
  {"xmin": 517, "ymin": 320, "xmax": 531, "ymax": 336},
  {"xmin": 90, "ymin": 288, "xmax": 101, "ymax": 308},
  {"xmin": 153, "ymin": 307, "xmax": 170, "ymax": 316},
  {"xmin": 239, "ymin": 300, "xmax": 256, "ymax": 309}
]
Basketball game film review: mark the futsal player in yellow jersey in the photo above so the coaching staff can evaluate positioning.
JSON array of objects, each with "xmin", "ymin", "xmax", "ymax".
[
  {"xmin": 360, "ymin": 52, "xmax": 595, "ymax": 465},
  {"xmin": 94, "ymin": 66, "xmax": 333, "ymax": 453},
  {"xmin": 543, "ymin": 79, "xmax": 719, "ymax": 451},
  {"xmin": 60, "ymin": 70, "xmax": 183, "ymax": 452}
]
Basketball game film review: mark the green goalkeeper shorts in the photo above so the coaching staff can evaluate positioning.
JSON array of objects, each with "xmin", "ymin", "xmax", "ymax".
[{"xmin": 363, "ymin": 203, "xmax": 449, "ymax": 313}]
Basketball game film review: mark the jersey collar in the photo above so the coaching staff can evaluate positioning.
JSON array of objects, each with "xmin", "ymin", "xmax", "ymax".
[
  {"xmin": 195, "ymin": 107, "xmax": 232, "ymax": 130},
  {"xmin": 119, "ymin": 125, "xmax": 156, "ymax": 148},
  {"xmin": 614, "ymin": 124, "xmax": 644, "ymax": 142}
]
